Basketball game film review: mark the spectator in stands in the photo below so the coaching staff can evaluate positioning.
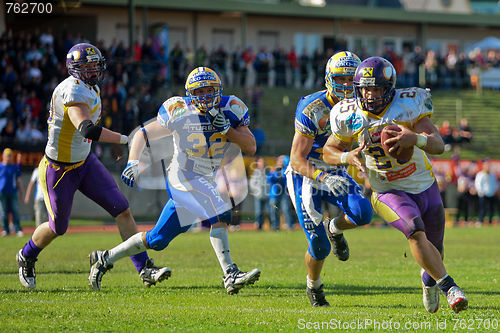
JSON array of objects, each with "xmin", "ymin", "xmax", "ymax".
[
  {"xmin": 249, "ymin": 157, "xmax": 269, "ymax": 230},
  {"xmin": 24, "ymin": 166, "xmax": 48, "ymax": 227},
  {"xmin": 439, "ymin": 120, "xmax": 455, "ymax": 150},
  {"xmin": 475, "ymin": 158, "xmax": 498, "ymax": 226},
  {"xmin": 1, "ymin": 119, "xmax": 16, "ymax": 143},
  {"xmin": 401, "ymin": 46, "xmax": 417, "ymax": 87},
  {"xmin": 15, "ymin": 119, "xmax": 33, "ymax": 143},
  {"xmin": 457, "ymin": 118, "xmax": 473, "ymax": 144},
  {"xmin": 287, "ymin": 47, "xmax": 299, "ymax": 87},
  {"xmin": 455, "ymin": 164, "xmax": 474, "ymax": 226},
  {"xmin": 250, "ymin": 123, "xmax": 266, "ymax": 155},
  {"xmin": 0, "ymin": 92, "xmax": 11, "ymax": 116},
  {"xmin": 273, "ymin": 47, "xmax": 287, "ymax": 87},
  {"xmin": 0, "ymin": 148, "xmax": 24, "ymax": 237},
  {"xmin": 424, "ymin": 50, "xmax": 439, "ymax": 89},
  {"xmin": 267, "ymin": 155, "xmax": 294, "ymax": 230}
]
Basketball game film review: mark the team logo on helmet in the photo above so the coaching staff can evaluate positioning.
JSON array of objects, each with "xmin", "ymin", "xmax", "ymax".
[{"xmin": 362, "ymin": 67, "xmax": 373, "ymax": 77}]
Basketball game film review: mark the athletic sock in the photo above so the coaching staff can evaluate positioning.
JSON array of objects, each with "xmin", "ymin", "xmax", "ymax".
[
  {"xmin": 130, "ymin": 252, "xmax": 149, "ymax": 273},
  {"xmin": 421, "ymin": 270, "xmax": 436, "ymax": 287},
  {"xmin": 328, "ymin": 217, "xmax": 343, "ymax": 235},
  {"xmin": 106, "ymin": 232, "xmax": 147, "ymax": 270},
  {"xmin": 307, "ymin": 275, "xmax": 322, "ymax": 289},
  {"xmin": 22, "ymin": 239, "xmax": 42, "ymax": 259},
  {"xmin": 436, "ymin": 274, "xmax": 457, "ymax": 294},
  {"xmin": 210, "ymin": 227, "xmax": 233, "ymax": 272}
]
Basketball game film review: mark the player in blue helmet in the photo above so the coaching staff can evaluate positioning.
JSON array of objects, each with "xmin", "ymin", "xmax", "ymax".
[
  {"xmin": 286, "ymin": 51, "xmax": 373, "ymax": 307},
  {"xmin": 88, "ymin": 67, "xmax": 260, "ymax": 294},
  {"xmin": 324, "ymin": 56, "xmax": 468, "ymax": 313}
]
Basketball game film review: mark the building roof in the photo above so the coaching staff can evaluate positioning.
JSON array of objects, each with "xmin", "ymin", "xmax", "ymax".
[{"xmin": 81, "ymin": 0, "xmax": 500, "ymax": 27}]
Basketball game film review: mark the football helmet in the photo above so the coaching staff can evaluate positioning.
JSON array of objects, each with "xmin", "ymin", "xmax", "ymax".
[
  {"xmin": 185, "ymin": 67, "xmax": 222, "ymax": 112},
  {"xmin": 66, "ymin": 43, "xmax": 106, "ymax": 86},
  {"xmin": 325, "ymin": 51, "xmax": 361, "ymax": 100},
  {"xmin": 354, "ymin": 56, "xmax": 396, "ymax": 114}
]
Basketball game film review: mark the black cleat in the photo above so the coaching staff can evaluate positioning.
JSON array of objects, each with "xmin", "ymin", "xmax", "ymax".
[
  {"xmin": 307, "ymin": 284, "xmax": 330, "ymax": 307},
  {"xmin": 324, "ymin": 219, "xmax": 349, "ymax": 261}
]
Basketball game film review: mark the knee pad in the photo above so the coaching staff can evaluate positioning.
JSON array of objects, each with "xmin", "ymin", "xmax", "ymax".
[
  {"xmin": 308, "ymin": 234, "xmax": 331, "ymax": 261},
  {"xmin": 346, "ymin": 194, "xmax": 373, "ymax": 226},
  {"xmin": 146, "ymin": 232, "xmax": 171, "ymax": 251}
]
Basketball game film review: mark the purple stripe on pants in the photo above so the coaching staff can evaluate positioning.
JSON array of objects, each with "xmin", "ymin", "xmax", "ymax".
[
  {"xmin": 375, "ymin": 182, "xmax": 445, "ymax": 252},
  {"xmin": 43, "ymin": 153, "xmax": 129, "ymax": 235}
]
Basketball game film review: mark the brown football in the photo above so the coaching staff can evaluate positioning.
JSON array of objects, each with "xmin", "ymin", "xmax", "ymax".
[{"xmin": 381, "ymin": 125, "xmax": 414, "ymax": 161}]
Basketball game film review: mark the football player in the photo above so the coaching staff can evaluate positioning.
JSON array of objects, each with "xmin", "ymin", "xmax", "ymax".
[
  {"xmin": 323, "ymin": 56, "xmax": 468, "ymax": 313},
  {"xmin": 88, "ymin": 67, "xmax": 260, "ymax": 294},
  {"xmin": 16, "ymin": 43, "xmax": 169, "ymax": 289},
  {"xmin": 286, "ymin": 51, "xmax": 373, "ymax": 307}
]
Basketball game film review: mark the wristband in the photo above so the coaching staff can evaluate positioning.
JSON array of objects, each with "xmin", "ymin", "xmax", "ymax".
[
  {"xmin": 313, "ymin": 169, "xmax": 325, "ymax": 182},
  {"xmin": 120, "ymin": 134, "xmax": 128, "ymax": 144},
  {"xmin": 416, "ymin": 134, "xmax": 428, "ymax": 149},
  {"xmin": 340, "ymin": 152, "xmax": 348, "ymax": 164}
]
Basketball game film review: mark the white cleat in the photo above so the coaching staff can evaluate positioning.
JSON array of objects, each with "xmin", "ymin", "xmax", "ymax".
[
  {"xmin": 421, "ymin": 269, "xmax": 439, "ymax": 313},
  {"xmin": 139, "ymin": 259, "xmax": 171, "ymax": 287},
  {"xmin": 16, "ymin": 249, "xmax": 36, "ymax": 289},
  {"xmin": 88, "ymin": 250, "xmax": 113, "ymax": 291},
  {"xmin": 447, "ymin": 286, "xmax": 469, "ymax": 313},
  {"xmin": 223, "ymin": 263, "xmax": 260, "ymax": 295}
]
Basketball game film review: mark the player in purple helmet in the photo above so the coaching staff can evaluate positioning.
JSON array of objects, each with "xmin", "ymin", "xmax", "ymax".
[
  {"xmin": 324, "ymin": 56, "xmax": 468, "ymax": 313},
  {"xmin": 16, "ymin": 43, "xmax": 170, "ymax": 290}
]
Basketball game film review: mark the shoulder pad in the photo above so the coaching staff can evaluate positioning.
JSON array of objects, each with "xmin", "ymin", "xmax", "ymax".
[
  {"xmin": 226, "ymin": 96, "xmax": 248, "ymax": 119},
  {"xmin": 163, "ymin": 96, "xmax": 189, "ymax": 121}
]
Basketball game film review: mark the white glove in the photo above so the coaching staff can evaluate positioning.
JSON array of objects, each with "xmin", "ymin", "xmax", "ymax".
[
  {"xmin": 121, "ymin": 160, "xmax": 139, "ymax": 187},
  {"xmin": 211, "ymin": 111, "xmax": 230, "ymax": 135},
  {"xmin": 320, "ymin": 173, "xmax": 350, "ymax": 197}
]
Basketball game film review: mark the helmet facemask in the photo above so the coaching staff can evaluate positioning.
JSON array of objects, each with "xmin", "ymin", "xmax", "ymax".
[
  {"xmin": 186, "ymin": 84, "xmax": 222, "ymax": 112},
  {"xmin": 185, "ymin": 67, "xmax": 223, "ymax": 112}
]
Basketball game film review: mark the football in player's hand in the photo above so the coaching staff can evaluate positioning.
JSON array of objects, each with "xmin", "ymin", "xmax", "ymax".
[{"xmin": 381, "ymin": 125, "xmax": 414, "ymax": 161}]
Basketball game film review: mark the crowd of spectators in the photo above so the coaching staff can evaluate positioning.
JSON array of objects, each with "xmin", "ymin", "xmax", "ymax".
[
  {"xmin": 434, "ymin": 156, "xmax": 500, "ymax": 227},
  {"xmin": 1, "ymin": 28, "xmax": 499, "ymax": 146}
]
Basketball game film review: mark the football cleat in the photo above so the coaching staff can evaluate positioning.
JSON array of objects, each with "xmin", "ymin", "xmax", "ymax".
[
  {"xmin": 324, "ymin": 219, "xmax": 349, "ymax": 261},
  {"xmin": 139, "ymin": 259, "xmax": 171, "ymax": 287},
  {"xmin": 88, "ymin": 250, "xmax": 113, "ymax": 291},
  {"xmin": 223, "ymin": 263, "xmax": 260, "ymax": 295},
  {"xmin": 306, "ymin": 284, "xmax": 330, "ymax": 307},
  {"xmin": 421, "ymin": 269, "xmax": 439, "ymax": 313},
  {"xmin": 446, "ymin": 286, "xmax": 468, "ymax": 313},
  {"xmin": 16, "ymin": 249, "xmax": 36, "ymax": 289}
]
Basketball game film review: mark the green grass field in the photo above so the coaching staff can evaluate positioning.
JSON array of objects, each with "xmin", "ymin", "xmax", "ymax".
[{"xmin": 1, "ymin": 227, "xmax": 499, "ymax": 332}]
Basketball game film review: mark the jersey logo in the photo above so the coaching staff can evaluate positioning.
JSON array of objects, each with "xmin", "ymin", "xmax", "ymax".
[
  {"xmin": 424, "ymin": 97, "xmax": 433, "ymax": 111},
  {"xmin": 346, "ymin": 112, "xmax": 363, "ymax": 131},
  {"xmin": 362, "ymin": 67, "xmax": 373, "ymax": 77},
  {"xmin": 318, "ymin": 114, "xmax": 330, "ymax": 132}
]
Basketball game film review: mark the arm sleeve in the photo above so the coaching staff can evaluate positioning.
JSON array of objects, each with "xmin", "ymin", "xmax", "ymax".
[{"xmin": 414, "ymin": 88, "xmax": 434, "ymax": 124}]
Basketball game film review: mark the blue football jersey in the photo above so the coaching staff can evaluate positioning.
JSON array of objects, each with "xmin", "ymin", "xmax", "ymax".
[
  {"xmin": 294, "ymin": 90, "xmax": 335, "ymax": 160},
  {"xmin": 157, "ymin": 95, "xmax": 249, "ymax": 176}
]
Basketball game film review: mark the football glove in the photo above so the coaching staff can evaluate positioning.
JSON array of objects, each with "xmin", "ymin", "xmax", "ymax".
[
  {"xmin": 121, "ymin": 160, "xmax": 139, "ymax": 187},
  {"xmin": 320, "ymin": 173, "xmax": 350, "ymax": 197},
  {"xmin": 210, "ymin": 111, "xmax": 230, "ymax": 135}
]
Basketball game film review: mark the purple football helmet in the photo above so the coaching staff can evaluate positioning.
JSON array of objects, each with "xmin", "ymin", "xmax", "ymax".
[
  {"xmin": 354, "ymin": 56, "xmax": 396, "ymax": 114},
  {"xmin": 66, "ymin": 43, "xmax": 106, "ymax": 86}
]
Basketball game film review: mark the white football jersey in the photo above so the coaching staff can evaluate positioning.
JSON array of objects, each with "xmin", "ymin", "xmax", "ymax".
[
  {"xmin": 330, "ymin": 87, "xmax": 436, "ymax": 194},
  {"xmin": 45, "ymin": 76, "xmax": 101, "ymax": 163}
]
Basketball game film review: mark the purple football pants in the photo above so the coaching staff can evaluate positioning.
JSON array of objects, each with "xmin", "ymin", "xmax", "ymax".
[
  {"xmin": 372, "ymin": 182, "xmax": 445, "ymax": 253},
  {"xmin": 39, "ymin": 153, "xmax": 129, "ymax": 235}
]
